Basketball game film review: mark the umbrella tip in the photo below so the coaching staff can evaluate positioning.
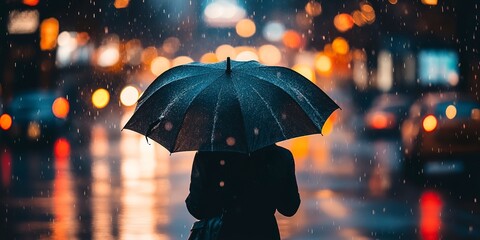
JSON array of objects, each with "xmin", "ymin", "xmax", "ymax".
[{"xmin": 226, "ymin": 57, "xmax": 231, "ymax": 74}]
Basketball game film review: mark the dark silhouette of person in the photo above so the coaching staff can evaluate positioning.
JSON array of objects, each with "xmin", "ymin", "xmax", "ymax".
[{"xmin": 185, "ymin": 144, "xmax": 300, "ymax": 240}]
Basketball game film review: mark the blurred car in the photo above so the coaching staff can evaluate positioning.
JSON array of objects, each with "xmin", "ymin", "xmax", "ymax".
[
  {"xmin": 363, "ymin": 93, "xmax": 412, "ymax": 137},
  {"xmin": 2, "ymin": 91, "xmax": 70, "ymax": 144},
  {"xmin": 401, "ymin": 92, "xmax": 480, "ymax": 176}
]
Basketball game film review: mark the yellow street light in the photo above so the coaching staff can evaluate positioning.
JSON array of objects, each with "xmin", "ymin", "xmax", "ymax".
[{"xmin": 92, "ymin": 88, "xmax": 110, "ymax": 109}]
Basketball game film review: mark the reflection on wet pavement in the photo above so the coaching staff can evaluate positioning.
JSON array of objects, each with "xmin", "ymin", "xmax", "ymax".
[{"xmin": 1, "ymin": 109, "xmax": 480, "ymax": 240}]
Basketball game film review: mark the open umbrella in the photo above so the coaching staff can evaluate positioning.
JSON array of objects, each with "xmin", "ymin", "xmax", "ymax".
[{"xmin": 123, "ymin": 57, "xmax": 339, "ymax": 153}]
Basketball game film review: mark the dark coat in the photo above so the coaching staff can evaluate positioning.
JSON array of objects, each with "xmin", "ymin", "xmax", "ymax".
[{"xmin": 185, "ymin": 144, "xmax": 300, "ymax": 240}]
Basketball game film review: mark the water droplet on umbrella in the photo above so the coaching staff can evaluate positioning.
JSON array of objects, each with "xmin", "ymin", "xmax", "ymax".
[
  {"xmin": 164, "ymin": 122, "xmax": 173, "ymax": 131},
  {"xmin": 226, "ymin": 137, "xmax": 236, "ymax": 146}
]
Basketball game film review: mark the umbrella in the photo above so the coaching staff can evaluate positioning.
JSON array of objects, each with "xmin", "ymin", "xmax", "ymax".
[{"xmin": 123, "ymin": 57, "xmax": 340, "ymax": 153}]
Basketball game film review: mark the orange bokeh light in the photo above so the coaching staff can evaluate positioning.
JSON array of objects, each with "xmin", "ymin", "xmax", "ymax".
[
  {"xmin": 292, "ymin": 64, "xmax": 315, "ymax": 83},
  {"xmin": 422, "ymin": 115, "xmax": 437, "ymax": 132},
  {"xmin": 282, "ymin": 30, "xmax": 303, "ymax": 49},
  {"xmin": 40, "ymin": 18, "xmax": 59, "ymax": 51},
  {"xmin": 314, "ymin": 53, "xmax": 332, "ymax": 74},
  {"xmin": 421, "ymin": 0, "xmax": 438, "ymax": 6},
  {"xmin": 0, "ymin": 114, "xmax": 13, "ymax": 130},
  {"xmin": 333, "ymin": 13, "xmax": 354, "ymax": 32},
  {"xmin": 52, "ymin": 97, "xmax": 70, "ymax": 119},
  {"xmin": 235, "ymin": 19, "xmax": 256, "ymax": 38},
  {"xmin": 305, "ymin": 1, "xmax": 322, "ymax": 17},
  {"xmin": 332, "ymin": 37, "xmax": 350, "ymax": 55},
  {"xmin": 114, "ymin": 0, "xmax": 129, "ymax": 8},
  {"xmin": 369, "ymin": 113, "xmax": 394, "ymax": 129},
  {"xmin": 23, "ymin": 0, "xmax": 39, "ymax": 6},
  {"xmin": 200, "ymin": 52, "xmax": 218, "ymax": 63}
]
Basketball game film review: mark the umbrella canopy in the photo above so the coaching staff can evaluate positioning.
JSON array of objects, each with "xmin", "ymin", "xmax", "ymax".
[{"xmin": 123, "ymin": 58, "xmax": 339, "ymax": 153}]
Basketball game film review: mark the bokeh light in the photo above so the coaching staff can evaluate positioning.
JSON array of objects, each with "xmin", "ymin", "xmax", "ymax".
[
  {"xmin": 332, "ymin": 37, "xmax": 350, "ymax": 55},
  {"xmin": 235, "ymin": 50, "xmax": 259, "ymax": 61},
  {"xmin": 352, "ymin": 10, "xmax": 367, "ymax": 27},
  {"xmin": 216, "ymin": 44, "xmax": 236, "ymax": 61},
  {"xmin": 57, "ymin": 31, "xmax": 76, "ymax": 47},
  {"xmin": 292, "ymin": 64, "xmax": 315, "ymax": 83},
  {"xmin": 282, "ymin": 30, "xmax": 303, "ymax": 49},
  {"xmin": 120, "ymin": 86, "xmax": 140, "ymax": 107},
  {"xmin": 423, "ymin": 115, "xmax": 438, "ymax": 132},
  {"xmin": 150, "ymin": 56, "xmax": 171, "ymax": 76},
  {"xmin": 305, "ymin": 1, "xmax": 322, "ymax": 17},
  {"xmin": 200, "ymin": 52, "xmax": 218, "ymax": 63},
  {"xmin": 54, "ymin": 138, "xmax": 71, "ymax": 159},
  {"xmin": 162, "ymin": 37, "xmax": 181, "ymax": 55},
  {"xmin": 52, "ymin": 97, "xmax": 70, "ymax": 119},
  {"xmin": 97, "ymin": 45, "xmax": 120, "ymax": 67},
  {"xmin": 360, "ymin": 3, "xmax": 376, "ymax": 24},
  {"xmin": 23, "ymin": 0, "xmax": 39, "ymax": 6},
  {"xmin": 27, "ymin": 122, "xmax": 40, "ymax": 139},
  {"xmin": 314, "ymin": 53, "xmax": 332, "ymax": 74},
  {"xmin": 114, "ymin": 0, "xmax": 129, "ymax": 9},
  {"xmin": 7, "ymin": 10, "xmax": 40, "ymax": 35},
  {"xmin": 0, "ymin": 114, "xmax": 12, "ymax": 130},
  {"xmin": 258, "ymin": 44, "xmax": 282, "ymax": 65},
  {"xmin": 445, "ymin": 105, "xmax": 457, "ymax": 119},
  {"xmin": 92, "ymin": 88, "xmax": 110, "ymax": 109},
  {"xmin": 203, "ymin": 0, "xmax": 246, "ymax": 27},
  {"xmin": 141, "ymin": 46, "xmax": 158, "ymax": 65},
  {"xmin": 235, "ymin": 19, "xmax": 256, "ymax": 38},
  {"xmin": 172, "ymin": 56, "xmax": 194, "ymax": 67},
  {"xmin": 263, "ymin": 21, "xmax": 285, "ymax": 42},
  {"xmin": 333, "ymin": 13, "xmax": 354, "ymax": 32},
  {"xmin": 421, "ymin": 0, "xmax": 438, "ymax": 6},
  {"xmin": 40, "ymin": 18, "xmax": 59, "ymax": 51}
]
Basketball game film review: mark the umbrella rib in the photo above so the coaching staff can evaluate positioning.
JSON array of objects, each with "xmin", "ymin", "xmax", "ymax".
[
  {"xmin": 137, "ymin": 71, "xmax": 215, "ymax": 109},
  {"xmin": 237, "ymin": 70, "xmax": 330, "ymax": 129},
  {"xmin": 248, "ymin": 84, "xmax": 287, "ymax": 139},
  {"xmin": 144, "ymin": 80, "xmax": 207, "ymax": 144},
  {"xmin": 170, "ymin": 73, "xmax": 227, "ymax": 152},
  {"xmin": 228, "ymin": 76, "xmax": 254, "ymax": 153},
  {"xmin": 211, "ymin": 84, "xmax": 224, "ymax": 151}
]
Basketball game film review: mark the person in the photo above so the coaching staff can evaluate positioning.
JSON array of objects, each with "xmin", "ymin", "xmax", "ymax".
[{"xmin": 185, "ymin": 144, "xmax": 300, "ymax": 240}]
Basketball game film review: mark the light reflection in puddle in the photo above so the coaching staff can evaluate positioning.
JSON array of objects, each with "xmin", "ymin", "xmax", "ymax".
[
  {"xmin": 90, "ymin": 121, "xmax": 173, "ymax": 240},
  {"xmin": 53, "ymin": 139, "xmax": 78, "ymax": 239}
]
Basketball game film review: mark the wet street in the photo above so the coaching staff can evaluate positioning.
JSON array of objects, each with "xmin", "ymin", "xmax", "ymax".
[
  {"xmin": 2, "ymin": 0, "xmax": 480, "ymax": 239},
  {"xmin": 2, "ymin": 99, "xmax": 480, "ymax": 240}
]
